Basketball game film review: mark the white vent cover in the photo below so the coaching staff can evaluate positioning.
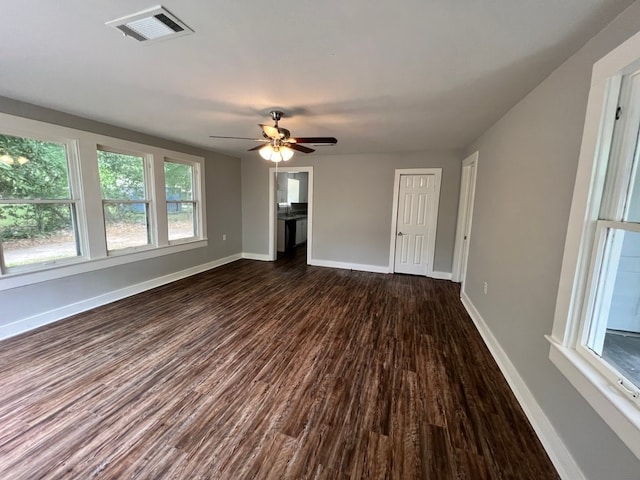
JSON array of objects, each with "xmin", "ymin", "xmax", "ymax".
[{"xmin": 106, "ymin": 5, "xmax": 193, "ymax": 43}]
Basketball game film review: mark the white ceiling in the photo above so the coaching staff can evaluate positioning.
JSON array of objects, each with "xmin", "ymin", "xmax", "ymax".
[{"xmin": 0, "ymin": 1, "xmax": 634, "ymax": 157}]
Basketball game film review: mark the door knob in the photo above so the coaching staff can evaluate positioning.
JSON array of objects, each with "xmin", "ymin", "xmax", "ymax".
[{"xmin": 397, "ymin": 232, "xmax": 404, "ymax": 236}]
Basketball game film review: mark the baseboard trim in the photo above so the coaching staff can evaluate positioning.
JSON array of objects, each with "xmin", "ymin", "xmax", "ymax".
[
  {"xmin": 430, "ymin": 271, "xmax": 452, "ymax": 280},
  {"xmin": 307, "ymin": 261, "xmax": 450, "ymax": 278},
  {"xmin": 459, "ymin": 291, "xmax": 585, "ymax": 480},
  {"xmin": 242, "ymin": 252, "xmax": 272, "ymax": 261},
  {"xmin": 309, "ymin": 259, "xmax": 390, "ymax": 274},
  {"xmin": 0, "ymin": 253, "xmax": 242, "ymax": 341}
]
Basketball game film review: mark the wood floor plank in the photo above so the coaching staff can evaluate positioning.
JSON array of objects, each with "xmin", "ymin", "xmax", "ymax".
[{"xmin": 0, "ymin": 249, "xmax": 559, "ymax": 479}]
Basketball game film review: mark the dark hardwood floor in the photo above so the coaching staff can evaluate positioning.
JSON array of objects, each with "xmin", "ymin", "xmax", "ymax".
[{"xmin": 0, "ymin": 250, "xmax": 559, "ymax": 479}]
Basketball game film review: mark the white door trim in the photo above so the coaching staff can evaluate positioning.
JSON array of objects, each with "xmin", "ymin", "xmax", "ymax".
[
  {"xmin": 268, "ymin": 166, "xmax": 313, "ymax": 263},
  {"xmin": 452, "ymin": 151, "xmax": 479, "ymax": 285},
  {"xmin": 388, "ymin": 168, "xmax": 442, "ymax": 276}
]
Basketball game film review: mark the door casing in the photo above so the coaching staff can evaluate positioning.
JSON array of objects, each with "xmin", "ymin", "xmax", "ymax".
[
  {"xmin": 452, "ymin": 151, "xmax": 479, "ymax": 286},
  {"xmin": 268, "ymin": 166, "xmax": 313, "ymax": 263}
]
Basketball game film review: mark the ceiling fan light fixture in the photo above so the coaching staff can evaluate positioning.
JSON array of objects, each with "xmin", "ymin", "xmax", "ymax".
[
  {"xmin": 259, "ymin": 145, "xmax": 294, "ymax": 163},
  {"xmin": 209, "ymin": 111, "xmax": 336, "ymax": 158}
]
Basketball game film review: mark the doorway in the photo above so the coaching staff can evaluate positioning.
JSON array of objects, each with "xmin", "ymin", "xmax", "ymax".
[
  {"xmin": 389, "ymin": 168, "xmax": 442, "ymax": 276},
  {"xmin": 452, "ymin": 152, "xmax": 478, "ymax": 286},
  {"xmin": 268, "ymin": 166, "xmax": 313, "ymax": 264}
]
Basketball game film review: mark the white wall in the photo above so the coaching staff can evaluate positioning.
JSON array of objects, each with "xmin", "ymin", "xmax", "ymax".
[
  {"xmin": 0, "ymin": 96, "xmax": 243, "ymax": 334},
  {"xmin": 241, "ymin": 150, "xmax": 461, "ymax": 273},
  {"xmin": 463, "ymin": 3, "xmax": 640, "ymax": 478}
]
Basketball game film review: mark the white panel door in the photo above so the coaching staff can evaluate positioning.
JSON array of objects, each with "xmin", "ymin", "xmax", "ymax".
[{"xmin": 394, "ymin": 174, "xmax": 436, "ymax": 275}]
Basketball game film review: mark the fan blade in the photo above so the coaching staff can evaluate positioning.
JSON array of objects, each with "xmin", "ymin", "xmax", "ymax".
[
  {"xmin": 289, "ymin": 143, "xmax": 315, "ymax": 154},
  {"xmin": 291, "ymin": 137, "xmax": 337, "ymax": 145},
  {"xmin": 279, "ymin": 127, "xmax": 291, "ymax": 139},
  {"xmin": 247, "ymin": 144, "xmax": 268, "ymax": 151},
  {"xmin": 209, "ymin": 135, "xmax": 262, "ymax": 140},
  {"xmin": 260, "ymin": 124, "xmax": 282, "ymax": 139}
]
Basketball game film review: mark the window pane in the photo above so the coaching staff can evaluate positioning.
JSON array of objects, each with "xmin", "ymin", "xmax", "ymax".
[
  {"xmin": 589, "ymin": 228, "xmax": 640, "ymax": 388},
  {"xmin": 625, "ymin": 162, "xmax": 640, "ymax": 222},
  {"xmin": 0, "ymin": 134, "xmax": 71, "ymax": 199},
  {"xmin": 0, "ymin": 203, "xmax": 79, "ymax": 268},
  {"xmin": 103, "ymin": 203, "xmax": 150, "ymax": 251},
  {"xmin": 164, "ymin": 162, "xmax": 193, "ymax": 201},
  {"xmin": 288, "ymin": 178, "xmax": 300, "ymax": 203},
  {"xmin": 97, "ymin": 150, "xmax": 146, "ymax": 200},
  {"xmin": 168, "ymin": 202, "xmax": 194, "ymax": 240}
]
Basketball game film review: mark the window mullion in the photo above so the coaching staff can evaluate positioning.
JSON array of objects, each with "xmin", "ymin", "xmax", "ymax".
[{"xmin": 76, "ymin": 139, "xmax": 107, "ymax": 258}]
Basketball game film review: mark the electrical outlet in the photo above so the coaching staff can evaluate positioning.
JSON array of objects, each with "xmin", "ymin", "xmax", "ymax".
[
  {"xmin": 222, "ymin": 234, "xmax": 227, "ymax": 241},
  {"xmin": 483, "ymin": 281, "xmax": 488, "ymax": 295}
]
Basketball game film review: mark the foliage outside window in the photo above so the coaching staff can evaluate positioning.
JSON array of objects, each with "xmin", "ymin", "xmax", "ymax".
[
  {"xmin": 0, "ymin": 133, "xmax": 80, "ymax": 271},
  {"xmin": 0, "ymin": 112, "xmax": 207, "ymax": 290},
  {"xmin": 164, "ymin": 160, "xmax": 196, "ymax": 241},
  {"xmin": 97, "ymin": 149, "xmax": 151, "ymax": 252}
]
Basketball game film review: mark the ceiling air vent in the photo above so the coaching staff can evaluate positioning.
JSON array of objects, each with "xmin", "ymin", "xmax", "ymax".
[{"xmin": 106, "ymin": 6, "xmax": 193, "ymax": 43}]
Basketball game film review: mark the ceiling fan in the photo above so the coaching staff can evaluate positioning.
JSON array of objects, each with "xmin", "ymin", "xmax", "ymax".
[{"xmin": 209, "ymin": 110, "xmax": 337, "ymax": 162}]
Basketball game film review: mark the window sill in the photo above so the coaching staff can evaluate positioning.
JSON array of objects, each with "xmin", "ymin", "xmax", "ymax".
[
  {"xmin": 547, "ymin": 336, "xmax": 640, "ymax": 460},
  {"xmin": 0, "ymin": 239, "xmax": 208, "ymax": 292}
]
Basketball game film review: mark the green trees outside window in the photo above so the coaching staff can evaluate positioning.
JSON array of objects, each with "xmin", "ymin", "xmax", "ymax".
[
  {"xmin": 0, "ymin": 134, "xmax": 79, "ymax": 268},
  {"xmin": 97, "ymin": 149, "xmax": 150, "ymax": 251},
  {"xmin": 0, "ymin": 124, "xmax": 204, "ymax": 273},
  {"xmin": 164, "ymin": 160, "xmax": 196, "ymax": 240}
]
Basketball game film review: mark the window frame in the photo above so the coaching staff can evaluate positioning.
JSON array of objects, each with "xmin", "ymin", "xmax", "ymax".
[
  {"xmin": 0, "ymin": 126, "xmax": 86, "ymax": 272},
  {"xmin": 575, "ymin": 220, "xmax": 640, "ymax": 406},
  {"xmin": 0, "ymin": 113, "xmax": 207, "ymax": 292},
  {"xmin": 163, "ymin": 156, "xmax": 202, "ymax": 245},
  {"xmin": 549, "ymin": 30, "xmax": 640, "ymax": 461},
  {"xmin": 97, "ymin": 145, "xmax": 155, "ymax": 254}
]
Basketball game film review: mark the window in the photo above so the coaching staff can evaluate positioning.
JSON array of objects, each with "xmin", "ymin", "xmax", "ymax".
[
  {"xmin": 287, "ymin": 178, "xmax": 300, "ymax": 203},
  {"xmin": 164, "ymin": 159, "xmax": 197, "ymax": 242},
  {"xmin": 0, "ymin": 132, "xmax": 81, "ymax": 271},
  {"xmin": 550, "ymin": 31, "xmax": 640, "ymax": 460},
  {"xmin": 579, "ymin": 71, "xmax": 640, "ymax": 398},
  {"xmin": 0, "ymin": 112, "xmax": 207, "ymax": 291},
  {"xmin": 98, "ymin": 148, "xmax": 151, "ymax": 252}
]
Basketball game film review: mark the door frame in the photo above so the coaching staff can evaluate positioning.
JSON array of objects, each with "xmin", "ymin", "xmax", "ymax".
[
  {"xmin": 268, "ymin": 166, "xmax": 313, "ymax": 263},
  {"xmin": 388, "ymin": 168, "xmax": 442, "ymax": 276},
  {"xmin": 452, "ymin": 151, "xmax": 479, "ymax": 285}
]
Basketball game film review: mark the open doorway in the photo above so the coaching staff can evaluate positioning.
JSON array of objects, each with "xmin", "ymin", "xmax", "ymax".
[
  {"xmin": 452, "ymin": 151, "xmax": 478, "ymax": 286},
  {"xmin": 268, "ymin": 166, "xmax": 313, "ymax": 264}
]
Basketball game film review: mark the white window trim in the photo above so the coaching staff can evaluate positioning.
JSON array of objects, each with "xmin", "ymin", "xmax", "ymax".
[
  {"xmin": 549, "ymin": 30, "xmax": 640, "ymax": 460},
  {"xmin": 0, "ymin": 113, "xmax": 207, "ymax": 292}
]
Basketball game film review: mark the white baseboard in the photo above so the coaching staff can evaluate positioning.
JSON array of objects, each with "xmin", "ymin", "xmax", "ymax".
[
  {"xmin": 430, "ymin": 271, "xmax": 452, "ymax": 280},
  {"xmin": 242, "ymin": 252, "xmax": 272, "ymax": 261},
  {"xmin": 460, "ymin": 291, "xmax": 585, "ymax": 480},
  {"xmin": 307, "ymin": 261, "xmax": 450, "ymax": 279},
  {"xmin": 0, "ymin": 253, "xmax": 242, "ymax": 341},
  {"xmin": 309, "ymin": 259, "xmax": 390, "ymax": 274}
]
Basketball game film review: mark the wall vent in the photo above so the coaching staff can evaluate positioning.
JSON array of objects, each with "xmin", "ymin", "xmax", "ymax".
[{"xmin": 106, "ymin": 6, "xmax": 193, "ymax": 43}]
